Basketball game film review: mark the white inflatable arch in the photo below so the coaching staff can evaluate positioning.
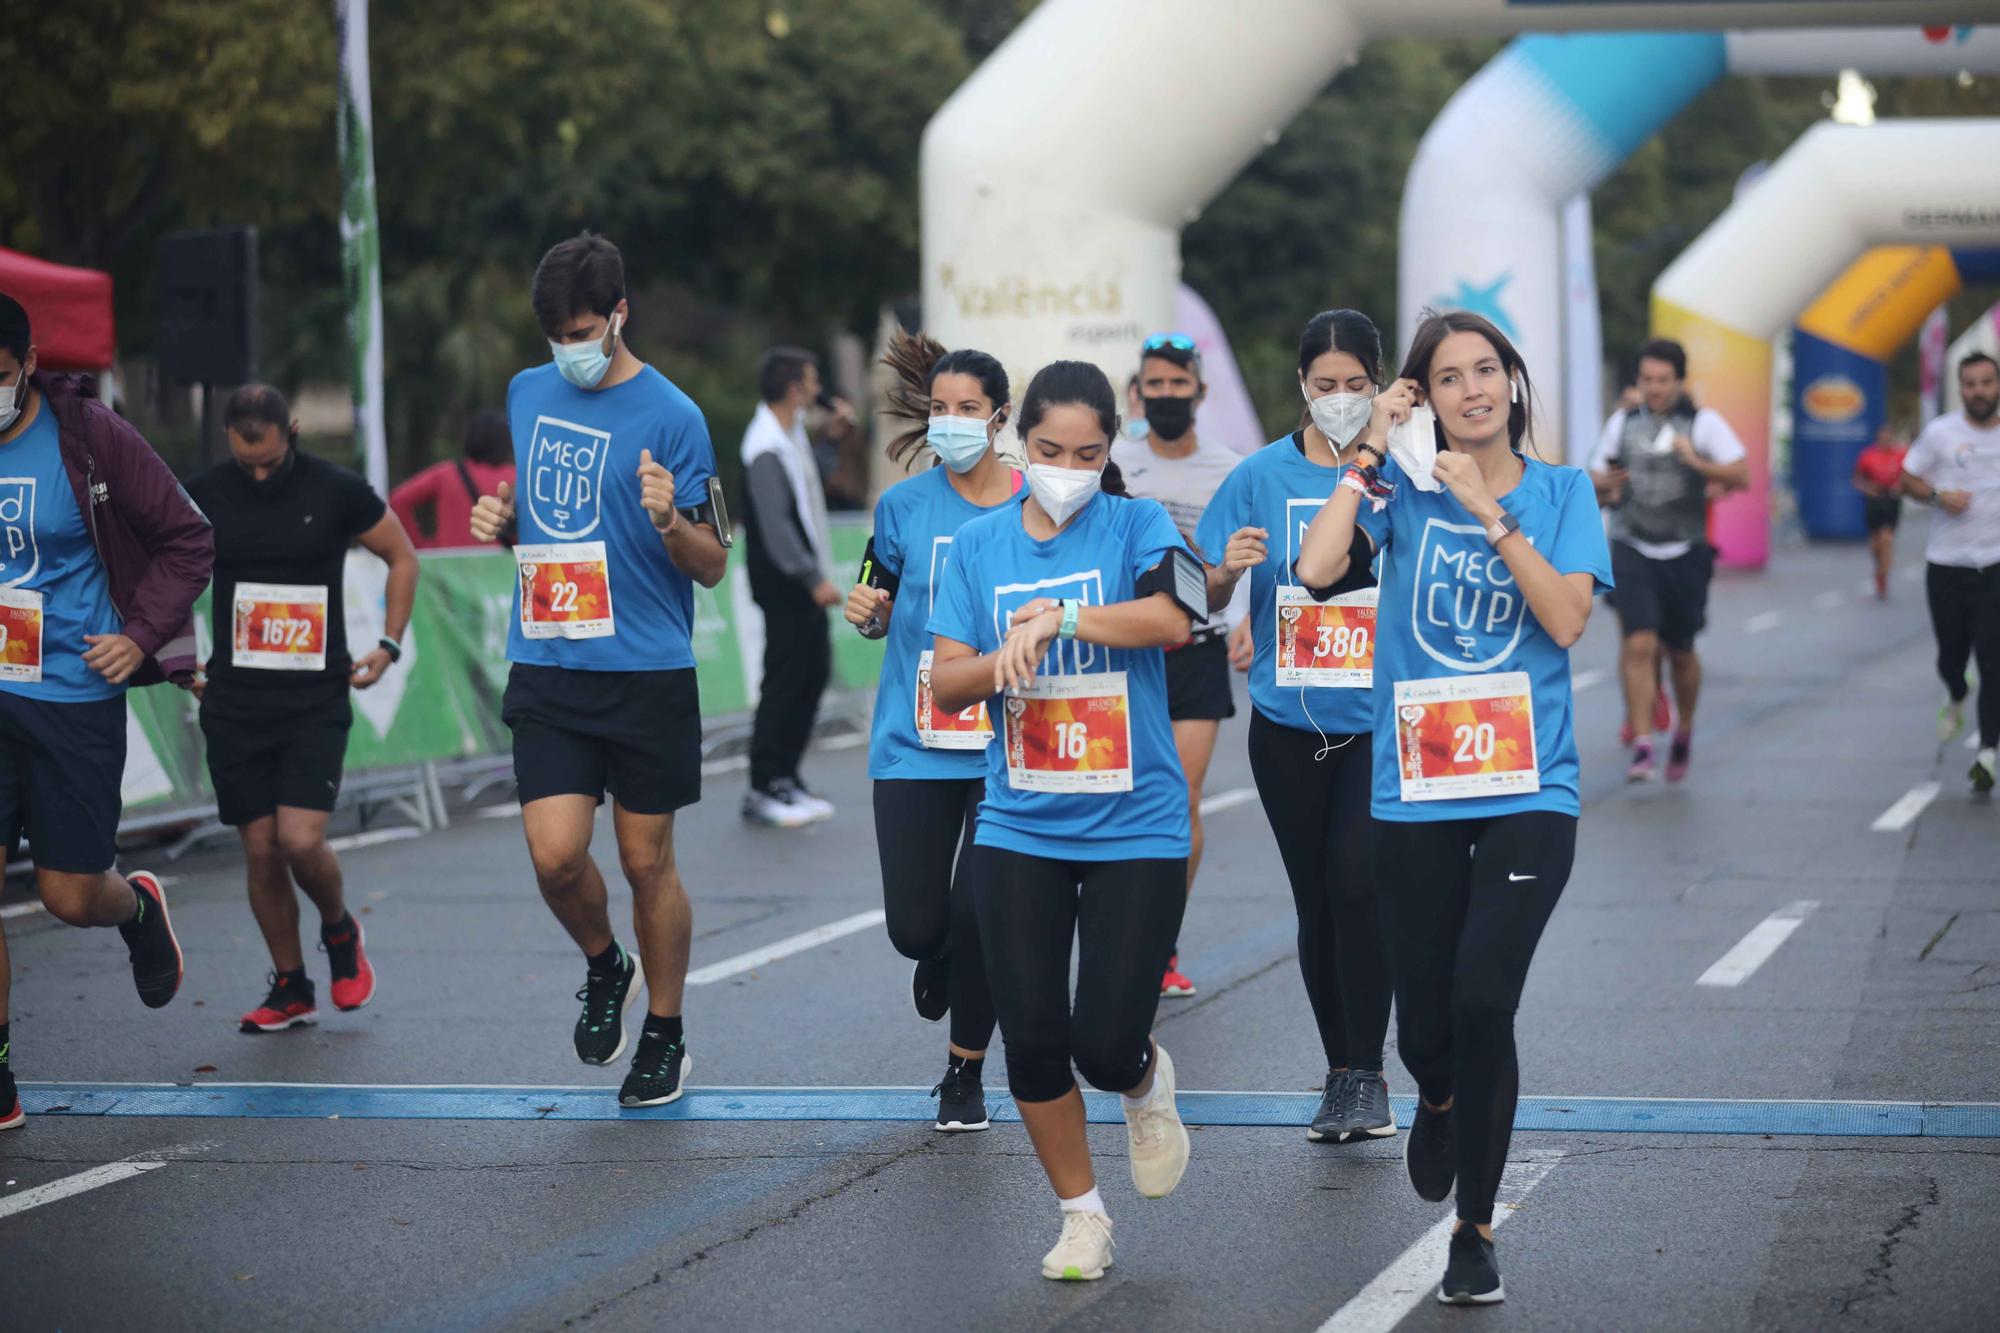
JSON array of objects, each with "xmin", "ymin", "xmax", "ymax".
[{"xmin": 921, "ymin": 0, "xmax": 1988, "ymax": 403}]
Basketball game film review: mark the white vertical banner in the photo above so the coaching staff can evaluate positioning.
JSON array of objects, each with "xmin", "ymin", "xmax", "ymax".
[
  {"xmin": 336, "ymin": 0, "xmax": 389, "ymax": 496},
  {"xmin": 1559, "ymin": 193, "xmax": 1602, "ymax": 467},
  {"xmin": 1917, "ymin": 305, "xmax": 1947, "ymax": 428}
]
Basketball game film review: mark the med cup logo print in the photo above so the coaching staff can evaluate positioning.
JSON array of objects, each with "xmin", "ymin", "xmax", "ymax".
[
  {"xmin": 0, "ymin": 478, "xmax": 38, "ymax": 587},
  {"xmin": 526, "ymin": 415, "xmax": 613, "ymax": 540},
  {"xmin": 1412, "ymin": 516, "xmax": 1525, "ymax": 673}
]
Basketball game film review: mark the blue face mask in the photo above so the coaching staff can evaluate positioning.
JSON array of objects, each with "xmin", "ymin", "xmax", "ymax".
[
  {"xmin": 551, "ymin": 311, "xmax": 622, "ymax": 389},
  {"xmin": 926, "ymin": 411, "xmax": 997, "ymax": 474}
]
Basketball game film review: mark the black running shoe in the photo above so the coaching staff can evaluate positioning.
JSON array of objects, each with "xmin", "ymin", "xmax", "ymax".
[
  {"xmin": 1346, "ymin": 1069, "xmax": 1397, "ymax": 1140},
  {"xmin": 574, "ymin": 949, "xmax": 641, "ymax": 1065},
  {"xmin": 1307, "ymin": 1069, "xmax": 1351, "ymax": 1143},
  {"xmin": 0, "ymin": 1052, "xmax": 21, "ymax": 1131},
  {"xmin": 912, "ymin": 954, "xmax": 951, "ymax": 1023},
  {"xmin": 931, "ymin": 1062, "xmax": 990, "ymax": 1132},
  {"xmin": 1405, "ymin": 1099, "xmax": 1456, "ymax": 1202},
  {"xmin": 618, "ymin": 1037, "xmax": 691, "ymax": 1108},
  {"xmin": 117, "ymin": 872, "xmax": 183, "ymax": 1009},
  {"xmin": 1438, "ymin": 1225, "xmax": 1504, "ymax": 1305}
]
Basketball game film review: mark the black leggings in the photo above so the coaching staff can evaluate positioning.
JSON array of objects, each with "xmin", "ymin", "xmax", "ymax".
[
  {"xmin": 1927, "ymin": 561, "xmax": 2000, "ymax": 748},
  {"xmin": 1246, "ymin": 708, "xmax": 1392, "ymax": 1072},
  {"xmin": 976, "ymin": 847, "xmax": 1187, "ymax": 1104},
  {"xmin": 1375, "ymin": 811, "xmax": 1575, "ymax": 1226},
  {"xmin": 873, "ymin": 778, "xmax": 995, "ymax": 1053}
]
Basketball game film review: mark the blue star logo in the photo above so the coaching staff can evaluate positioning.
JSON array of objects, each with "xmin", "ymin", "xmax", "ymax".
[{"xmin": 1437, "ymin": 274, "xmax": 1516, "ymax": 338}]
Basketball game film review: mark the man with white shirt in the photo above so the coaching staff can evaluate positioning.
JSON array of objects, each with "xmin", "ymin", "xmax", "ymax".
[
  {"xmin": 1901, "ymin": 352, "xmax": 2000, "ymax": 794},
  {"xmin": 1589, "ymin": 338, "xmax": 1750, "ymax": 783}
]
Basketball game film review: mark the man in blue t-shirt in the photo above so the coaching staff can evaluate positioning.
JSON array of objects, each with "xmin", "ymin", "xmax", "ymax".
[{"xmin": 469, "ymin": 234, "xmax": 728, "ymax": 1110}]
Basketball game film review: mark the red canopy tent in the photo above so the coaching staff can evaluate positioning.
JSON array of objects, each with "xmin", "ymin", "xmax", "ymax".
[{"xmin": 0, "ymin": 247, "xmax": 115, "ymax": 370}]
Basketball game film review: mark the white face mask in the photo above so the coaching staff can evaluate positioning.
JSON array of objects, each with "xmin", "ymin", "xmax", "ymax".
[
  {"xmin": 926, "ymin": 412, "xmax": 996, "ymax": 474},
  {"xmin": 1025, "ymin": 462, "xmax": 1101, "ymax": 527},
  {"xmin": 0, "ymin": 374, "xmax": 22, "ymax": 434},
  {"xmin": 1302, "ymin": 384, "xmax": 1373, "ymax": 447},
  {"xmin": 1386, "ymin": 404, "xmax": 1442, "ymax": 492}
]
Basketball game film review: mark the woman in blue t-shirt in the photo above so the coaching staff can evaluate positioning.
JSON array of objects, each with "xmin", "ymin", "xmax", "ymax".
[
  {"xmin": 928, "ymin": 361, "xmax": 1204, "ymax": 1283},
  {"xmin": 844, "ymin": 332, "xmax": 1016, "ymax": 1136},
  {"xmin": 1196, "ymin": 309, "xmax": 1399, "ymax": 1147},
  {"xmin": 1296, "ymin": 310, "xmax": 1612, "ymax": 1308}
]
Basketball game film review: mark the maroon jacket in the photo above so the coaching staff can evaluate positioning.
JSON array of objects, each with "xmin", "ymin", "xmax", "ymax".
[{"xmin": 31, "ymin": 372, "xmax": 213, "ymax": 687}]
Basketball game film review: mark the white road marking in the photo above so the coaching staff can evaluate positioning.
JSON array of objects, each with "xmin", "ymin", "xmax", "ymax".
[
  {"xmin": 1571, "ymin": 669, "xmax": 1608, "ymax": 693},
  {"xmin": 1199, "ymin": 786, "xmax": 1258, "ymax": 817},
  {"xmin": 1696, "ymin": 901, "xmax": 1818, "ymax": 988},
  {"xmin": 327, "ymin": 828, "xmax": 425, "ymax": 853},
  {"xmin": 685, "ymin": 910, "xmax": 888, "ymax": 986},
  {"xmin": 0, "ymin": 1159, "xmax": 167, "ymax": 1221},
  {"xmin": 1314, "ymin": 1151, "xmax": 1564, "ymax": 1332},
  {"xmin": 1812, "ymin": 590, "xmax": 1845, "ymax": 610},
  {"xmin": 1746, "ymin": 610, "xmax": 1784, "ymax": 633},
  {"xmin": 478, "ymin": 802, "xmax": 523, "ymax": 820},
  {"xmin": 1872, "ymin": 782, "xmax": 1941, "ymax": 832},
  {"xmin": 0, "ymin": 901, "xmax": 43, "ymax": 921}
]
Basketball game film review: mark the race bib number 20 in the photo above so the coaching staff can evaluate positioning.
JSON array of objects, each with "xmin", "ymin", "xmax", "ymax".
[
  {"xmin": 1393, "ymin": 671, "xmax": 1540, "ymax": 802},
  {"xmin": 1003, "ymin": 671, "xmax": 1132, "ymax": 793},
  {"xmin": 517, "ymin": 542, "xmax": 615, "ymax": 640}
]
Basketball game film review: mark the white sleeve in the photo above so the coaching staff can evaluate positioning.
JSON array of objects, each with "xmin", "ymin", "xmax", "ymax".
[
  {"xmin": 1693, "ymin": 408, "xmax": 1746, "ymax": 465},
  {"xmin": 1588, "ymin": 412, "xmax": 1627, "ymax": 471},
  {"xmin": 1902, "ymin": 427, "xmax": 1942, "ymax": 483}
]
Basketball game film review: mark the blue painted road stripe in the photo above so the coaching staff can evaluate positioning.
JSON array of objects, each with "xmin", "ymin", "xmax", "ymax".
[{"xmin": 18, "ymin": 1084, "xmax": 2000, "ymax": 1138}]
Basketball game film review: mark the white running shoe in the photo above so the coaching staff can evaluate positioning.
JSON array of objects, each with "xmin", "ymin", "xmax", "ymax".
[
  {"xmin": 1125, "ymin": 1043, "xmax": 1190, "ymax": 1199},
  {"xmin": 742, "ymin": 785, "xmax": 815, "ymax": 829},
  {"xmin": 1041, "ymin": 1210, "xmax": 1114, "ymax": 1280},
  {"xmin": 778, "ymin": 779, "xmax": 835, "ymax": 823},
  {"xmin": 1940, "ymin": 699, "xmax": 1966, "ymax": 744}
]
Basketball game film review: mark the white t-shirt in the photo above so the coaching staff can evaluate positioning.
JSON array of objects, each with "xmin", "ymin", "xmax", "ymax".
[
  {"xmin": 1120, "ymin": 432, "xmax": 1242, "ymax": 632},
  {"xmin": 1903, "ymin": 410, "xmax": 2000, "ymax": 570},
  {"xmin": 1588, "ymin": 405, "xmax": 1747, "ymax": 561}
]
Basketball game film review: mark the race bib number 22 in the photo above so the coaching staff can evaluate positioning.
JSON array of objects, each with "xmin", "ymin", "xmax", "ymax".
[{"xmin": 517, "ymin": 542, "xmax": 615, "ymax": 640}]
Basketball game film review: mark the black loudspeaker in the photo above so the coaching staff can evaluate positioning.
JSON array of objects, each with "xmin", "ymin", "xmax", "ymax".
[{"xmin": 157, "ymin": 227, "xmax": 258, "ymax": 385}]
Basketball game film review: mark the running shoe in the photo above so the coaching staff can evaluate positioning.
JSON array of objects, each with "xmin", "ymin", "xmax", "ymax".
[
  {"xmin": 618, "ymin": 1037, "xmax": 691, "ymax": 1108},
  {"xmin": 778, "ymin": 778, "xmax": 835, "ymax": 823},
  {"xmin": 931, "ymin": 1061, "xmax": 990, "ymax": 1132},
  {"xmin": 741, "ymin": 783, "xmax": 817, "ymax": 828},
  {"xmin": 1973, "ymin": 748, "xmax": 1997, "ymax": 797},
  {"xmin": 912, "ymin": 954, "xmax": 950, "ymax": 1022},
  {"xmin": 574, "ymin": 948, "xmax": 642, "ymax": 1065},
  {"xmin": 1652, "ymin": 686, "xmax": 1673, "ymax": 736},
  {"xmin": 1125, "ymin": 1043, "xmax": 1190, "ymax": 1198},
  {"xmin": 117, "ymin": 871, "xmax": 183, "ymax": 1009},
  {"xmin": 1405, "ymin": 1099, "xmax": 1456, "ymax": 1203},
  {"xmin": 0, "ymin": 1052, "xmax": 20, "ymax": 1131},
  {"xmin": 1874, "ymin": 571, "xmax": 1888, "ymax": 601},
  {"xmin": 1940, "ymin": 699, "xmax": 1966, "ymax": 744},
  {"xmin": 320, "ymin": 914, "xmax": 376, "ymax": 1012},
  {"xmin": 1438, "ymin": 1225, "xmax": 1504, "ymax": 1305},
  {"xmin": 240, "ymin": 973, "xmax": 318, "ymax": 1033},
  {"xmin": 1160, "ymin": 953, "xmax": 1196, "ymax": 998},
  {"xmin": 1345, "ymin": 1069, "xmax": 1397, "ymax": 1140},
  {"xmin": 1307, "ymin": 1069, "xmax": 1352, "ymax": 1143},
  {"xmin": 1041, "ymin": 1209, "xmax": 1114, "ymax": 1281},
  {"xmin": 1625, "ymin": 740, "xmax": 1656, "ymax": 783},
  {"xmin": 1665, "ymin": 732, "xmax": 1693, "ymax": 784}
]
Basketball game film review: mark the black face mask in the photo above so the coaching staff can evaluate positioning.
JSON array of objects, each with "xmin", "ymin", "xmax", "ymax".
[
  {"xmin": 1142, "ymin": 395, "xmax": 1195, "ymax": 442},
  {"xmin": 238, "ymin": 444, "xmax": 297, "ymax": 499}
]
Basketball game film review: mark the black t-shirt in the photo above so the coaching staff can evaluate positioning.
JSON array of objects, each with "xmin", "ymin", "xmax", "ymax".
[{"xmin": 186, "ymin": 451, "xmax": 387, "ymax": 690}]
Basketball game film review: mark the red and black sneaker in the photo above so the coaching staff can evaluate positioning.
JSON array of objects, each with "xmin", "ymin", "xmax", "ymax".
[
  {"xmin": 240, "ymin": 973, "xmax": 319, "ymax": 1033},
  {"xmin": 1, "ymin": 1057, "xmax": 22, "ymax": 1131},
  {"xmin": 117, "ymin": 871, "xmax": 183, "ymax": 1009},
  {"xmin": 321, "ymin": 914, "xmax": 377, "ymax": 1012}
]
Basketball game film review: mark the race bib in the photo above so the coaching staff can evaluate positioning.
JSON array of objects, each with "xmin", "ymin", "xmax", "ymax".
[
  {"xmin": 915, "ymin": 649, "xmax": 992, "ymax": 750},
  {"xmin": 1393, "ymin": 671, "xmax": 1540, "ymax": 802},
  {"xmin": 1003, "ymin": 670, "xmax": 1132, "ymax": 793},
  {"xmin": 232, "ymin": 582, "xmax": 329, "ymax": 672},
  {"xmin": 1275, "ymin": 585, "xmax": 1375, "ymax": 688},
  {"xmin": 0, "ymin": 587, "xmax": 43, "ymax": 683},
  {"xmin": 516, "ymin": 542, "xmax": 614, "ymax": 640}
]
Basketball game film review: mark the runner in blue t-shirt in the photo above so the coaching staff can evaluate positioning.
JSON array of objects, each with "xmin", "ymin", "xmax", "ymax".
[
  {"xmin": 1196, "ymin": 309, "xmax": 1398, "ymax": 1147},
  {"xmin": 844, "ymin": 332, "xmax": 1016, "ymax": 1135},
  {"xmin": 468, "ymin": 234, "xmax": 728, "ymax": 1111},
  {"xmin": 926, "ymin": 361, "xmax": 1205, "ymax": 1283},
  {"xmin": 1295, "ymin": 310, "xmax": 1612, "ymax": 1309}
]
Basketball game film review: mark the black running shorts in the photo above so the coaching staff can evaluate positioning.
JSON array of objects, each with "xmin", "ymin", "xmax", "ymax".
[
  {"xmin": 0, "ymin": 690, "xmax": 127, "ymax": 873},
  {"xmin": 503, "ymin": 664, "xmax": 702, "ymax": 815},
  {"xmin": 1609, "ymin": 540, "xmax": 1715, "ymax": 653},
  {"xmin": 200, "ymin": 680, "xmax": 353, "ymax": 826}
]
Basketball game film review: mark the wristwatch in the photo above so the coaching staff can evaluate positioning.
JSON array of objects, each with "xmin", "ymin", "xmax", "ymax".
[
  {"xmin": 378, "ymin": 635, "xmax": 404, "ymax": 663},
  {"xmin": 1057, "ymin": 599, "xmax": 1082, "ymax": 640},
  {"xmin": 1484, "ymin": 511, "xmax": 1520, "ymax": 547}
]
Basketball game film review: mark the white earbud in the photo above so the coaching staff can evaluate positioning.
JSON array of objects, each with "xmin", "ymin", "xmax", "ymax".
[{"xmin": 1509, "ymin": 376, "xmax": 1520, "ymax": 405}]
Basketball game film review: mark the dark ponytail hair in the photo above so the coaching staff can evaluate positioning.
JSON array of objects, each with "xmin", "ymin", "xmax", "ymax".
[
  {"xmin": 1295, "ymin": 308, "xmax": 1384, "ymax": 431},
  {"xmin": 1398, "ymin": 307, "xmax": 1538, "ymax": 456},
  {"xmin": 1016, "ymin": 360, "xmax": 1127, "ymax": 497},
  {"xmin": 880, "ymin": 329, "xmax": 1011, "ymax": 468}
]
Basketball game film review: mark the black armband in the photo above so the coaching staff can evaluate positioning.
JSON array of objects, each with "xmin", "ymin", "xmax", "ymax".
[
  {"xmin": 1136, "ymin": 546, "xmax": 1207, "ymax": 621},
  {"xmin": 676, "ymin": 477, "xmax": 734, "ymax": 547},
  {"xmin": 859, "ymin": 536, "xmax": 901, "ymax": 598}
]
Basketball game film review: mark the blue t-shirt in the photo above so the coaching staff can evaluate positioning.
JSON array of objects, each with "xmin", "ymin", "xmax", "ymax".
[
  {"xmin": 1365, "ymin": 456, "xmax": 1612, "ymax": 822},
  {"xmin": 928, "ymin": 492, "xmax": 1191, "ymax": 861},
  {"xmin": 0, "ymin": 408, "xmax": 123, "ymax": 702},
  {"xmin": 505, "ymin": 364, "xmax": 717, "ymax": 672},
  {"xmin": 866, "ymin": 467, "xmax": 1017, "ymax": 781},
  {"xmin": 1196, "ymin": 433, "xmax": 1376, "ymax": 736}
]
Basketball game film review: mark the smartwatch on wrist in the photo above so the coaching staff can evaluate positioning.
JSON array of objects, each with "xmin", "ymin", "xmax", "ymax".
[
  {"xmin": 1484, "ymin": 511, "xmax": 1521, "ymax": 547},
  {"xmin": 378, "ymin": 635, "xmax": 404, "ymax": 664},
  {"xmin": 1057, "ymin": 599, "xmax": 1082, "ymax": 640}
]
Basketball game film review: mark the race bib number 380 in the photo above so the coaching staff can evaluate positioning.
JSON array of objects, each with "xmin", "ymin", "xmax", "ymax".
[
  {"xmin": 516, "ymin": 542, "xmax": 614, "ymax": 640},
  {"xmin": 1276, "ymin": 585, "xmax": 1375, "ymax": 687},
  {"xmin": 1393, "ymin": 671, "xmax": 1540, "ymax": 802},
  {"xmin": 232, "ymin": 582, "xmax": 329, "ymax": 671},
  {"xmin": 1003, "ymin": 670, "xmax": 1132, "ymax": 793},
  {"xmin": 0, "ymin": 587, "xmax": 44, "ymax": 683}
]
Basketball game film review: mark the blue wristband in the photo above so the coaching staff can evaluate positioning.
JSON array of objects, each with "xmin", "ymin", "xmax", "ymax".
[{"xmin": 1058, "ymin": 599, "xmax": 1082, "ymax": 640}]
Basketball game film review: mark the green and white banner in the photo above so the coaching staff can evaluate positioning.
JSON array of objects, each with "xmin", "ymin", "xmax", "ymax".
[{"xmin": 335, "ymin": 0, "xmax": 389, "ymax": 495}]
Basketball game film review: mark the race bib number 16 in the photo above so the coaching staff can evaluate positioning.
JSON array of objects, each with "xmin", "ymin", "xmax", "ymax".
[
  {"xmin": 1393, "ymin": 671, "xmax": 1540, "ymax": 802},
  {"xmin": 1003, "ymin": 670, "xmax": 1132, "ymax": 793},
  {"xmin": 517, "ymin": 542, "xmax": 615, "ymax": 640}
]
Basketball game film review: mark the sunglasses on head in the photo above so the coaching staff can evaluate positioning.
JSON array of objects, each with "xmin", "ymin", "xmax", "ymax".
[{"xmin": 1142, "ymin": 333, "xmax": 1198, "ymax": 354}]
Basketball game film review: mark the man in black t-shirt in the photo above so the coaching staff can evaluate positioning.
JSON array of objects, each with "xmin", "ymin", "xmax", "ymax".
[{"xmin": 185, "ymin": 387, "xmax": 419, "ymax": 1034}]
